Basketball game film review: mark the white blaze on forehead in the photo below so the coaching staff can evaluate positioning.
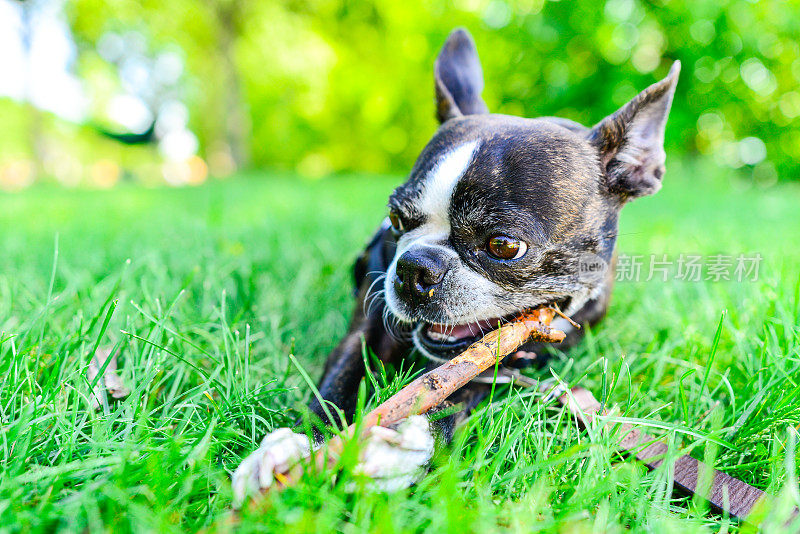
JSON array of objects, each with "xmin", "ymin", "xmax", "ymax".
[
  {"xmin": 384, "ymin": 139, "xmax": 481, "ymax": 323},
  {"xmin": 418, "ymin": 139, "xmax": 481, "ymax": 225}
]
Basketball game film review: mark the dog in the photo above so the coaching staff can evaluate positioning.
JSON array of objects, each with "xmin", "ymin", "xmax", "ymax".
[{"xmin": 232, "ymin": 28, "xmax": 679, "ymax": 504}]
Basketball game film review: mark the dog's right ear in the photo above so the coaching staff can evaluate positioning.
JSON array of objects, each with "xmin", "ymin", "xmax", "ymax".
[{"xmin": 435, "ymin": 28, "xmax": 489, "ymax": 124}]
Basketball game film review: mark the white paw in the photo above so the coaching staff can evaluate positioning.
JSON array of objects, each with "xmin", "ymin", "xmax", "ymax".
[
  {"xmin": 349, "ymin": 415, "xmax": 435, "ymax": 492},
  {"xmin": 231, "ymin": 428, "xmax": 311, "ymax": 508}
]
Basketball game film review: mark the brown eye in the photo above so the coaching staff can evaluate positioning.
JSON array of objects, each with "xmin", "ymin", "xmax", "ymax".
[
  {"xmin": 487, "ymin": 235, "xmax": 527, "ymax": 260},
  {"xmin": 389, "ymin": 211, "xmax": 405, "ymax": 235}
]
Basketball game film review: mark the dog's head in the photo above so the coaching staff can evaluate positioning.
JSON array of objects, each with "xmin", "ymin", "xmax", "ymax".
[{"xmin": 383, "ymin": 28, "xmax": 679, "ymax": 358}]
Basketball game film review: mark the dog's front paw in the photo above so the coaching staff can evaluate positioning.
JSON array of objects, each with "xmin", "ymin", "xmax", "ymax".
[
  {"xmin": 231, "ymin": 428, "xmax": 311, "ymax": 508},
  {"xmin": 350, "ymin": 415, "xmax": 435, "ymax": 492}
]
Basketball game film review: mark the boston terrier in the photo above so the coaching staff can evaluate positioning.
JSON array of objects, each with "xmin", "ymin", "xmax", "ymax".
[{"xmin": 232, "ymin": 28, "xmax": 680, "ymax": 504}]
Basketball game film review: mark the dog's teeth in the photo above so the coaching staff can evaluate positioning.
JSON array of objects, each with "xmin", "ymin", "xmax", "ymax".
[{"xmin": 427, "ymin": 330, "xmax": 457, "ymax": 343}]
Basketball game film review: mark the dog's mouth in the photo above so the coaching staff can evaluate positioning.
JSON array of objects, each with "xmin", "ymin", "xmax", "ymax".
[
  {"xmin": 417, "ymin": 314, "xmax": 515, "ymax": 353},
  {"xmin": 412, "ymin": 299, "xmax": 570, "ymax": 362}
]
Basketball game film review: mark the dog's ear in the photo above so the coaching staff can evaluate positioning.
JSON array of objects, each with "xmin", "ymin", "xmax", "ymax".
[
  {"xmin": 589, "ymin": 61, "xmax": 680, "ymax": 201},
  {"xmin": 435, "ymin": 28, "xmax": 489, "ymax": 124}
]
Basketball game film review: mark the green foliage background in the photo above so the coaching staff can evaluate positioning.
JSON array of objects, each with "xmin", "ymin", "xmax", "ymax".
[
  {"xmin": 26, "ymin": 0, "xmax": 800, "ymax": 181},
  {"xmin": 70, "ymin": 0, "xmax": 800, "ymax": 181}
]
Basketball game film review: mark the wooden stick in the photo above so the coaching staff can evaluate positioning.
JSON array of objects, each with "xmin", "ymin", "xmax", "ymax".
[
  {"xmin": 273, "ymin": 307, "xmax": 566, "ymax": 489},
  {"xmin": 557, "ymin": 386, "xmax": 784, "ymax": 526},
  {"xmin": 362, "ymin": 307, "xmax": 564, "ymax": 428}
]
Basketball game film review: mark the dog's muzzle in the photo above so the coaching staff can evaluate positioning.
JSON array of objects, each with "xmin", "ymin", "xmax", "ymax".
[{"xmin": 392, "ymin": 247, "xmax": 448, "ymax": 307}]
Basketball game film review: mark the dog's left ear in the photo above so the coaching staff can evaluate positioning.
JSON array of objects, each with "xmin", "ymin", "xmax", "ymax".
[
  {"xmin": 589, "ymin": 61, "xmax": 681, "ymax": 201},
  {"xmin": 435, "ymin": 28, "xmax": 489, "ymax": 124}
]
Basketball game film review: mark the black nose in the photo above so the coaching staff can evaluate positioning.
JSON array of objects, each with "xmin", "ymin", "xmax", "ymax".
[{"xmin": 394, "ymin": 248, "xmax": 448, "ymax": 304}]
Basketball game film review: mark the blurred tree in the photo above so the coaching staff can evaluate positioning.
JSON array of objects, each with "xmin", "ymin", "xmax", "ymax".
[
  {"xmin": 67, "ymin": 0, "xmax": 254, "ymax": 172},
  {"xmin": 208, "ymin": 0, "xmax": 250, "ymax": 169},
  {"xmin": 64, "ymin": 0, "xmax": 800, "ymax": 181}
]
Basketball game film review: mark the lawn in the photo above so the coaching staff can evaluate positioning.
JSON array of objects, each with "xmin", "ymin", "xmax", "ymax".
[{"xmin": 1, "ymin": 160, "xmax": 799, "ymax": 533}]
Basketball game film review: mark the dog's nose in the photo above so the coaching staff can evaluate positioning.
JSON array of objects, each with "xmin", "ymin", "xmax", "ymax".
[{"xmin": 394, "ymin": 249, "xmax": 447, "ymax": 303}]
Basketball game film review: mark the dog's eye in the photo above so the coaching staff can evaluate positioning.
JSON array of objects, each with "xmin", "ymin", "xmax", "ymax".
[
  {"xmin": 389, "ymin": 211, "xmax": 405, "ymax": 235},
  {"xmin": 487, "ymin": 235, "xmax": 527, "ymax": 260}
]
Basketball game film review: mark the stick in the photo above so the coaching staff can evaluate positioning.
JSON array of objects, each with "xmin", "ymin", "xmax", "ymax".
[
  {"xmin": 273, "ymin": 307, "xmax": 566, "ymax": 489},
  {"xmin": 557, "ymin": 386, "xmax": 787, "ymax": 526},
  {"xmin": 362, "ymin": 307, "xmax": 565, "ymax": 428}
]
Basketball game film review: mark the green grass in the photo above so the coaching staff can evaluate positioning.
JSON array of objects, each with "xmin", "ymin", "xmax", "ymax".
[{"xmin": 1, "ymin": 160, "xmax": 799, "ymax": 532}]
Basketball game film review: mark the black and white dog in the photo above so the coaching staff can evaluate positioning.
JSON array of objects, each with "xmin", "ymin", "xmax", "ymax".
[{"xmin": 233, "ymin": 28, "xmax": 679, "ymax": 503}]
